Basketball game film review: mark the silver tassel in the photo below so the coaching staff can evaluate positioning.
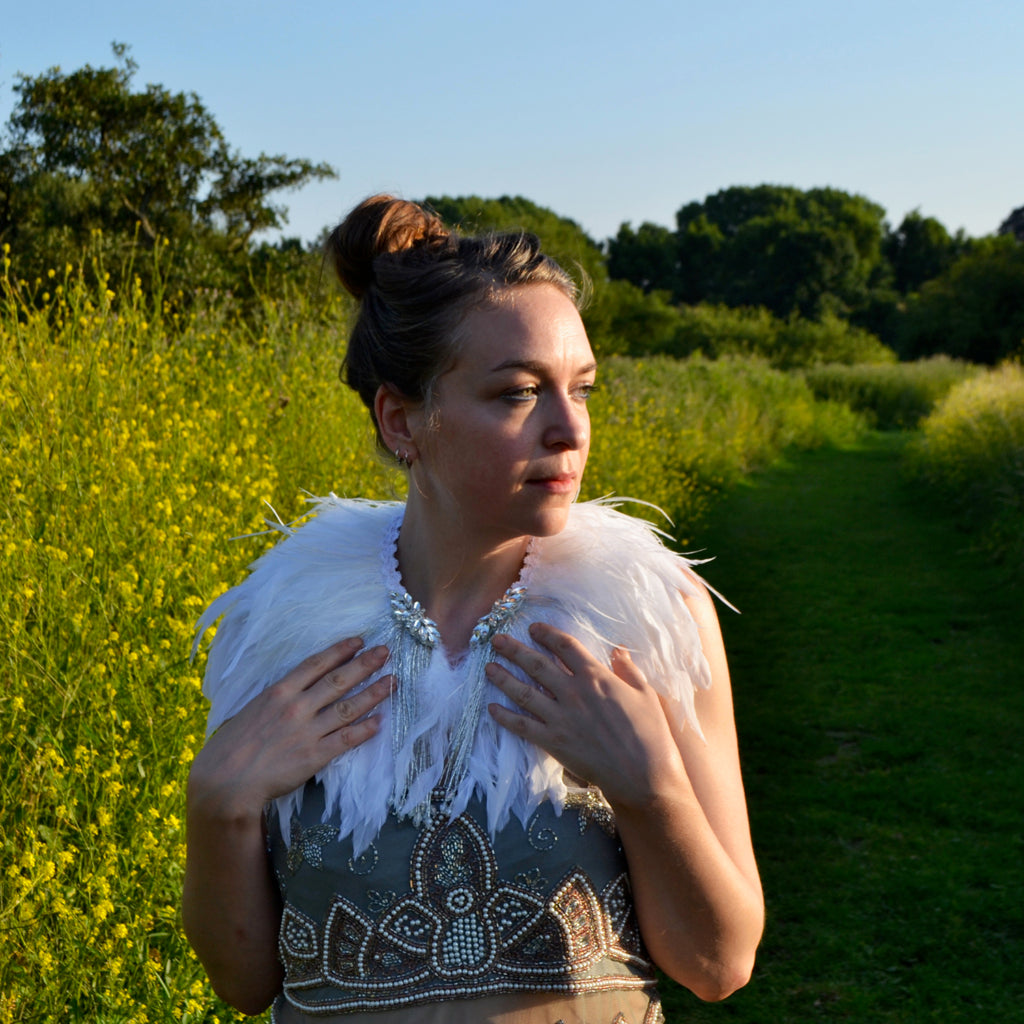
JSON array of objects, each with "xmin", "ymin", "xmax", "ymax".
[{"xmin": 387, "ymin": 585, "xmax": 527, "ymax": 825}]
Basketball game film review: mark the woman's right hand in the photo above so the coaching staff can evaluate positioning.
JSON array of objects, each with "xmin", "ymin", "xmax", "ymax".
[{"xmin": 188, "ymin": 638, "xmax": 392, "ymax": 820}]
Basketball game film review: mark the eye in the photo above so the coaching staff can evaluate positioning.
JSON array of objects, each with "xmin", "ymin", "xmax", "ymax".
[
  {"xmin": 501, "ymin": 385, "xmax": 540, "ymax": 402},
  {"xmin": 574, "ymin": 382, "xmax": 599, "ymax": 401}
]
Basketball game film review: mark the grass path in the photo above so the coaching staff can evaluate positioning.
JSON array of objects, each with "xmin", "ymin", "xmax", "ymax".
[{"xmin": 662, "ymin": 433, "xmax": 1023, "ymax": 1022}]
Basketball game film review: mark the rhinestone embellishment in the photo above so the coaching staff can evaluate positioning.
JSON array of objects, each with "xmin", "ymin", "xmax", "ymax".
[
  {"xmin": 389, "ymin": 592, "xmax": 441, "ymax": 647},
  {"xmin": 470, "ymin": 585, "xmax": 527, "ymax": 645}
]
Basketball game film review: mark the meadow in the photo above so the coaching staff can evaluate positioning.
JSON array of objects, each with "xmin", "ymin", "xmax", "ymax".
[{"xmin": 1, "ymin": 251, "xmax": 1020, "ymax": 1022}]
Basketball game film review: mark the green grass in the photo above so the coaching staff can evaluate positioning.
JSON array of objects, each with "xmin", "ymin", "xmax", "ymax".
[
  {"xmin": 907, "ymin": 363, "xmax": 1024, "ymax": 571},
  {"xmin": 803, "ymin": 357, "xmax": 979, "ymax": 430},
  {"xmin": 662, "ymin": 433, "xmax": 1024, "ymax": 1022}
]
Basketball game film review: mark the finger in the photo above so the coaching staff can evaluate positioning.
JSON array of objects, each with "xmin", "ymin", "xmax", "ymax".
[
  {"xmin": 322, "ymin": 713, "xmax": 384, "ymax": 759},
  {"xmin": 522, "ymin": 622, "xmax": 596, "ymax": 675},
  {"xmin": 314, "ymin": 645, "xmax": 390, "ymax": 707},
  {"xmin": 610, "ymin": 646, "xmax": 648, "ymax": 687},
  {"xmin": 484, "ymin": 661, "xmax": 550, "ymax": 715},
  {"xmin": 487, "ymin": 701, "xmax": 545, "ymax": 743},
  {"xmin": 323, "ymin": 675, "xmax": 394, "ymax": 734},
  {"xmin": 281, "ymin": 637, "xmax": 365, "ymax": 694},
  {"xmin": 490, "ymin": 632, "xmax": 564, "ymax": 688}
]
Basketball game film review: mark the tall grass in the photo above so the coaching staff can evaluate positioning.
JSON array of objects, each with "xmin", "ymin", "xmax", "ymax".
[
  {"xmin": 906, "ymin": 362, "xmax": 1024, "ymax": 568},
  {"xmin": 803, "ymin": 356, "xmax": 979, "ymax": 429},
  {"xmin": 587, "ymin": 355, "xmax": 864, "ymax": 540},
  {"xmin": 1, "ymin": 247, "xmax": 864, "ymax": 1022}
]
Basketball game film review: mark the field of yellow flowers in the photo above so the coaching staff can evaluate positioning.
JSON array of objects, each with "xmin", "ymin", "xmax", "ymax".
[{"xmin": 1, "ymin": 251, "xmax": 863, "ymax": 1023}]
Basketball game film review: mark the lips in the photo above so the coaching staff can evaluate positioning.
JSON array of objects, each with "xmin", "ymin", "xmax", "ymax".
[{"xmin": 526, "ymin": 473, "xmax": 577, "ymax": 494}]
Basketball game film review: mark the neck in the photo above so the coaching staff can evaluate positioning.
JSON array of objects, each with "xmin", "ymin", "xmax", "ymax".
[{"xmin": 395, "ymin": 498, "xmax": 531, "ymax": 653}]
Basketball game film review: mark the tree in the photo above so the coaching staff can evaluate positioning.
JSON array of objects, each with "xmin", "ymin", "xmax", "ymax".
[
  {"xmin": 0, "ymin": 44, "xmax": 335, "ymax": 288},
  {"xmin": 607, "ymin": 221, "xmax": 678, "ymax": 294},
  {"xmin": 883, "ymin": 210, "xmax": 963, "ymax": 294},
  {"xmin": 420, "ymin": 195, "xmax": 690, "ymax": 357},
  {"xmin": 422, "ymin": 194, "xmax": 607, "ymax": 284},
  {"xmin": 896, "ymin": 237, "xmax": 1024, "ymax": 363},
  {"xmin": 672, "ymin": 185, "xmax": 889, "ymax": 320},
  {"xmin": 998, "ymin": 205, "xmax": 1024, "ymax": 243}
]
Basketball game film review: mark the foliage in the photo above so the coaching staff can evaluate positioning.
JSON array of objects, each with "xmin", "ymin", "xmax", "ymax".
[
  {"xmin": 424, "ymin": 194, "xmax": 606, "ymax": 284},
  {"xmin": 0, "ymin": 44, "xmax": 335, "ymax": 301},
  {"xmin": 608, "ymin": 185, "xmax": 891, "ymax": 322},
  {"xmin": 606, "ymin": 221, "xmax": 677, "ymax": 294},
  {"xmin": 803, "ymin": 356, "xmax": 980, "ymax": 429},
  {"xmin": 894, "ymin": 236, "xmax": 1024, "ymax": 364},
  {"xmin": 421, "ymin": 194, "xmax": 685, "ymax": 359},
  {"xmin": 998, "ymin": 204, "xmax": 1024, "ymax": 243},
  {"xmin": 883, "ymin": 209, "xmax": 965, "ymax": 295},
  {"xmin": 648, "ymin": 303, "xmax": 895, "ymax": 368},
  {"xmin": 0, "ymin": 242, "xmax": 867, "ymax": 1019},
  {"xmin": 585, "ymin": 356, "xmax": 865, "ymax": 535},
  {"xmin": 906, "ymin": 363, "xmax": 1024, "ymax": 568}
]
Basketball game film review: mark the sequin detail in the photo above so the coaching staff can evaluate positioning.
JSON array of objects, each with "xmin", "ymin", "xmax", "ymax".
[
  {"xmin": 470, "ymin": 585, "xmax": 528, "ymax": 645},
  {"xmin": 286, "ymin": 818, "xmax": 337, "ymax": 872},
  {"xmin": 565, "ymin": 789, "xmax": 618, "ymax": 838},
  {"xmin": 388, "ymin": 591, "xmax": 441, "ymax": 648},
  {"xmin": 277, "ymin": 811, "xmax": 654, "ymax": 1014}
]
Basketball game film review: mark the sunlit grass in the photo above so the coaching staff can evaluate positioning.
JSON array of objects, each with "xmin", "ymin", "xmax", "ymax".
[
  {"xmin": 803, "ymin": 355, "xmax": 980, "ymax": 429},
  {"xmin": 907, "ymin": 362, "xmax": 1024, "ymax": 568}
]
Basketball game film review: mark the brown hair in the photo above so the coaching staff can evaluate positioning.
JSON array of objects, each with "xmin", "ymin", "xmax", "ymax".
[{"xmin": 326, "ymin": 194, "xmax": 579, "ymax": 450}]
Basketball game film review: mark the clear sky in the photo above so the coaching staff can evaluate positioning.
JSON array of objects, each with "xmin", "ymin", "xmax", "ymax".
[{"xmin": 3, "ymin": 0, "xmax": 1021, "ymax": 246}]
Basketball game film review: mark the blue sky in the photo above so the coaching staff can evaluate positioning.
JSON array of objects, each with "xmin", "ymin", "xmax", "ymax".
[{"xmin": 3, "ymin": 0, "xmax": 1021, "ymax": 245}]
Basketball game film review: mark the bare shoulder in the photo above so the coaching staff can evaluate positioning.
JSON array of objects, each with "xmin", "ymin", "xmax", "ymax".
[{"xmin": 678, "ymin": 566, "xmax": 726, "ymax": 643}]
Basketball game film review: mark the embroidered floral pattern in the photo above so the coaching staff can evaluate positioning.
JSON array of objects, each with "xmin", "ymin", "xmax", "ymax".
[
  {"xmin": 278, "ymin": 811, "xmax": 654, "ymax": 1014},
  {"xmin": 286, "ymin": 818, "xmax": 337, "ymax": 872},
  {"xmin": 565, "ymin": 788, "xmax": 618, "ymax": 838}
]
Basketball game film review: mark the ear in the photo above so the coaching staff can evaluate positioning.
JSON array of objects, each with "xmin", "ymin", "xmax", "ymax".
[{"xmin": 374, "ymin": 384, "xmax": 421, "ymax": 462}]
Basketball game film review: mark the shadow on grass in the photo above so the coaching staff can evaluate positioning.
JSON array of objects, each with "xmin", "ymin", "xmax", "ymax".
[{"xmin": 662, "ymin": 433, "xmax": 1024, "ymax": 1022}]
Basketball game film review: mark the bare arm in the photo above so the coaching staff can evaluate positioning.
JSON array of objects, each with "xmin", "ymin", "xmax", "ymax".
[
  {"xmin": 486, "ymin": 586, "xmax": 763, "ymax": 1002},
  {"xmin": 183, "ymin": 639, "xmax": 392, "ymax": 1014}
]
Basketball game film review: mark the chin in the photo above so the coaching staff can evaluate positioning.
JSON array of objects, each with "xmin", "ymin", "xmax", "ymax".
[{"xmin": 525, "ymin": 505, "xmax": 574, "ymax": 539}]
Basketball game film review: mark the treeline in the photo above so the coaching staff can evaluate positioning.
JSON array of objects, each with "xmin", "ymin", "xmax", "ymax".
[
  {"xmin": 2, "ymin": 46, "xmax": 1022, "ymax": 365},
  {"xmin": 609, "ymin": 188, "xmax": 1024, "ymax": 364}
]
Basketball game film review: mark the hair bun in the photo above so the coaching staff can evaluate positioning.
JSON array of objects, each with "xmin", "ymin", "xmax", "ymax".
[{"xmin": 327, "ymin": 194, "xmax": 449, "ymax": 299}]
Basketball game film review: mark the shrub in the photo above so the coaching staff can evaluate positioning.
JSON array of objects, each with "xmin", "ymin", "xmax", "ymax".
[
  {"xmin": 907, "ymin": 363, "xmax": 1024, "ymax": 567},
  {"xmin": 804, "ymin": 356, "xmax": 980, "ymax": 429},
  {"xmin": 659, "ymin": 304, "xmax": 895, "ymax": 368},
  {"xmin": 585, "ymin": 355, "xmax": 866, "ymax": 539}
]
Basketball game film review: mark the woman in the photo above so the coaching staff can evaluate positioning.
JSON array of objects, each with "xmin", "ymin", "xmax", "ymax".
[{"xmin": 184, "ymin": 195, "xmax": 763, "ymax": 1023}]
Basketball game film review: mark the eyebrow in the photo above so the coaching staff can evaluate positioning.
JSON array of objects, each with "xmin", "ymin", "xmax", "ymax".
[{"xmin": 488, "ymin": 358, "xmax": 598, "ymax": 375}]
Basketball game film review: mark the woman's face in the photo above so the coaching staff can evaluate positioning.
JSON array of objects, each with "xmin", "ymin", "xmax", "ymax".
[{"xmin": 411, "ymin": 283, "xmax": 596, "ymax": 545}]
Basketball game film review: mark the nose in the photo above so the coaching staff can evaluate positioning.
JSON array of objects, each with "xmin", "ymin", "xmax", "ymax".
[{"xmin": 542, "ymin": 392, "xmax": 590, "ymax": 451}]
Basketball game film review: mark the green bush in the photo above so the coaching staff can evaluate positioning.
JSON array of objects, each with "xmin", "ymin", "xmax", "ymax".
[
  {"xmin": 656, "ymin": 304, "xmax": 895, "ymax": 368},
  {"xmin": 907, "ymin": 363, "xmax": 1024, "ymax": 567},
  {"xmin": 803, "ymin": 356, "xmax": 979, "ymax": 429},
  {"xmin": 586, "ymin": 355, "xmax": 867, "ymax": 540}
]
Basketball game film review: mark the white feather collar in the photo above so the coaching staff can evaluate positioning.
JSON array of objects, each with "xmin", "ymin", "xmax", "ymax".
[{"xmin": 195, "ymin": 497, "xmax": 712, "ymax": 854}]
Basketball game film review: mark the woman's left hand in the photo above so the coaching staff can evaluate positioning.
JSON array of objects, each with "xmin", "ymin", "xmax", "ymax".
[{"xmin": 486, "ymin": 622, "xmax": 686, "ymax": 810}]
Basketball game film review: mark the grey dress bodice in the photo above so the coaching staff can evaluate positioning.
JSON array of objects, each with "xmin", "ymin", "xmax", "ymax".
[{"xmin": 268, "ymin": 783, "xmax": 663, "ymax": 1022}]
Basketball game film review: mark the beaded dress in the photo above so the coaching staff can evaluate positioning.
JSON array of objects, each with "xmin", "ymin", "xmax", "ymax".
[{"xmin": 196, "ymin": 498, "xmax": 713, "ymax": 1022}]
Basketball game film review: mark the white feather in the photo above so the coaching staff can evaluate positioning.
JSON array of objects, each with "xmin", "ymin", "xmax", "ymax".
[{"xmin": 194, "ymin": 496, "xmax": 713, "ymax": 855}]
